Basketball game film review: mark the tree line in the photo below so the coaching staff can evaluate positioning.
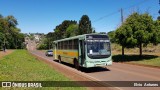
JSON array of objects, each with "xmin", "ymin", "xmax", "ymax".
[
  {"xmin": 108, "ymin": 12, "xmax": 160, "ymax": 57},
  {"xmin": 37, "ymin": 15, "xmax": 95, "ymax": 49},
  {"xmin": 0, "ymin": 14, "xmax": 25, "ymax": 49},
  {"xmin": 38, "ymin": 12, "xmax": 160, "ymax": 58}
]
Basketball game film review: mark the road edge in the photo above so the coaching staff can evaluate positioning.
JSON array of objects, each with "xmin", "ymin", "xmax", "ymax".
[{"xmin": 29, "ymin": 50, "xmax": 121, "ymax": 90}]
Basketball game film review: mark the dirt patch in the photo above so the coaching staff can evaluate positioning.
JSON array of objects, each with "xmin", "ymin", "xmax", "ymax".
[{"xmin": 0, "ymin": 50, "xmax": 14, "ymax": 59}]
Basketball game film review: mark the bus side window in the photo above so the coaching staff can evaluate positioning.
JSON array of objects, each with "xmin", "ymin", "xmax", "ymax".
[
  {"xmin": 67, "ymin": 41, "xmax": 69, "ymax": 50},
  {"xmin": 74, "ymin": 39, "xmax": 78, "ymax": 49},
  {"xmin": 64, "ymin": 41, "xmax": 67, "ymax": 50},
  {"xmin": 62, "ymin": 41, "xmax": 65, "ymax": 50},
  {"xmin": 61, "ymin": 41, "xmax": 63, "ymax": 49},
  {"xmin": 69, "ymin": 40, "xmax": 72, "ymax": 49},
  {"xmin": 71, "ymin": 40, "xmax": 73, "ymax": 50},
  {"xmin": 56, "ymin": 43, "xmax": 57, "ymax": 48},
  {"xmin": 58, "ymin": 42, "xmax": 60, "ymax": 49}
]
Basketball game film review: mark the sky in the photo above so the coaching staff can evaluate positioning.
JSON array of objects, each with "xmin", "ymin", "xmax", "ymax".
[{"xmin": 0, "ymin": 0, "xmax": 159, "ymax": 34}]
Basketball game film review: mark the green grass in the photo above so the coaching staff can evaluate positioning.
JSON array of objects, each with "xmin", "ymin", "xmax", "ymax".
[
  {"xmin": 111, "ymin": 43, "xmax": 160, "ymax": 67},
  {"xmin": 0, "ymin": 50, "xmax": 86, "ymax": 90},
  {"xmin": 111, "ymin": 43, "xmax": 160, "ymax": 54},
  {"xmin": 112, "ymin": 54, "xmax": 160, "ymax": 67},
  {"xmin": 130, "ymin": 57, "xmax": 160, "ymax": 67}
]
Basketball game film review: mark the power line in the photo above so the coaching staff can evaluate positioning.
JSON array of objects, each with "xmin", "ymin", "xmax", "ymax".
[
  {"xmin": 93, "ymin": 0, "xmax": 149, "ymax": 23},
  {"xmin": 93, "ymin": 10, "xmax": 119, "ymax": 23},
  {"xmin": 123, "ymin": 0, "xmax": 148, "ymax": 10}
]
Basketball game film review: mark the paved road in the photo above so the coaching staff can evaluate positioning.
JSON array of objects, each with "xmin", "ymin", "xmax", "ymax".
[
  {"xmin": 26, "ymin": 39, "xmax": 37, "ymax": 50},
  {"xmin": 27, "ymin": 40, "xmax": 160, "ymax": 90},
  {"xmin": 30, "ymin": 50, "xmax": 160, "ymax": 90}
]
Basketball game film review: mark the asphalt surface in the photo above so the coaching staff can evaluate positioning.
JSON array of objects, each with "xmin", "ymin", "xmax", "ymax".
[{"xmin": 28, "ymin": 40, "xmax": 160, "ymax": 90}]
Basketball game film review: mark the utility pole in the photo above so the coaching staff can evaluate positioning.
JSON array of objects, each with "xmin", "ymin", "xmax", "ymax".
[
  {"xmin": 121, "ymin": 8, "xmax": 124, "ymax": 24},
  {"xmin": 159, "ymin": 0, "xmax": 160, "ymax": 14},
  {"xmin": 120, "ymin": 8, "xmax": 124, "ymax": 56},
  {"xmin": 158, "ymin": 0, "xmax": 160, "ymax": 20}
]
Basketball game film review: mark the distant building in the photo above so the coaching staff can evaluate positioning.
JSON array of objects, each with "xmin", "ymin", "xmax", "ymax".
[
  {"xmin": 33, "ymin": 33, "xmax": 45, "ymax": 43},
  {"xmin": 34, "ymin": 34, "xmax": 40, "ymax": 42},
  {"xmin": 25, "ymin": 36, "xmax": 29, "ymax": 42}
]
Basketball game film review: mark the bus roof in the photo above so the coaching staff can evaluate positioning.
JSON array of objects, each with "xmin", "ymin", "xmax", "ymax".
[{"xmin": 53, "ymin": 33, "xmax": 109, "ymax": 43}]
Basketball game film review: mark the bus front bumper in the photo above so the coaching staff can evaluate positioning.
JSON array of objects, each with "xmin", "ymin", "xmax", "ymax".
[{"xmin": 83, "ymin": 60, "xmax": 112, "ymax": 68}]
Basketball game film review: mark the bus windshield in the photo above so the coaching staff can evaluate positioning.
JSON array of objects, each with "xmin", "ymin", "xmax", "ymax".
[{"xmin": 87, "ymin": 40, "xmax": 111, "ymax": 59}]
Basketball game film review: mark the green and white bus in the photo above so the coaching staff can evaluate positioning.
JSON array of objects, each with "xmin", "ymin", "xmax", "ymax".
[{"xmin": 53, "ymin": 34, "xmax": 112, "ymax": 69}]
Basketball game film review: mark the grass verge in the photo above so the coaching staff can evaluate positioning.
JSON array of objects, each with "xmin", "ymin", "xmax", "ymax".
[
  {"xmin": 0, "ymin": 50, "xmax": 14, "ymax": 59},
  {"xmin": 112, "ymin": 54, "xmax": 160, "ymax": 67},
  {"xmin": 128, "ymin": 57, "xmax": 160, "ymax": 67},
  {"xmin": 0, "ymin": 50, "xmax": 86, "ymax": 90}
]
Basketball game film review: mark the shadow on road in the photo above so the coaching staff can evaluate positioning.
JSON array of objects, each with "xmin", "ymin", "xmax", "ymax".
[
  {"xmin": 80, "ymin": 67, "xmax": 110, "ymax": 73},
  {"xmin": 112, "ymin": 54, "xmax": 159, "ymax": 62},
  {"xmin": 54, "ymin": 60, "xmax": 110, "ymax": 73}
]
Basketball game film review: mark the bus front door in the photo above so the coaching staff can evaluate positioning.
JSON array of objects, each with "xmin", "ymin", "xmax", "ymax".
[{"xmin": 79, "ymin": 40, "xmax": 85, "ymax": 66}]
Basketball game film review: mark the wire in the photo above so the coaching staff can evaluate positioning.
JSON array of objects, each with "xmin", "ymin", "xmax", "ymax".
[
  {"xmin": 123, "ymin": 0, "xmax": 148, "ymax": 10},
  {"xmin": 93, "ymin": 10, "xmax": 119, "ymax": 23},
  {"xmin": 93, "ymin": 0, "xmax": 149, "ymax": 23}
]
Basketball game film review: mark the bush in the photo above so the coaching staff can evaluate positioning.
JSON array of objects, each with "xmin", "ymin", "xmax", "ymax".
[{"xmin": 37, "ymin": 44, "xmax": 47, "ymax": 50}]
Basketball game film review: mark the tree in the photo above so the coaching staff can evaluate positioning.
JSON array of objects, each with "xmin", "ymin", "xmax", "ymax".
[
  {"xmin": 0, "ymin": 18, "xmax": 4, "ymax": 47},
  {"xmin": 5, "ymin": 15, "xmax": 18, "ymax": 27},
  {"xmin": 151, "ymin": 20, "xmax": 160, "ymax": 44},
  {"xmin": 157, "ymin": 16, "xmax": 160, "ymax": 21},
  {"xmin": 0, "ymin": 32, "xmax": 4, "ymax": 49},
  {"xmin": 115, "ymin": 24, "xmax": 137, "ymax": 56},
  {"xmin": 107, "ymin": 31, "xmax": 116, "ymax": 43},
  {"xmin": 54, "ymin": 20, "xmax": 77, "ymax": 39},
  {"xmin": 115, "ymin": 12, "xmax": 159, "ymax": 57},
  {"xmin": 0, "ymin": 14, "xmax": 24, "ymax": 49},
  {"xmin": 0, "ymin": 17, "xmax": 8, "ymax": 45},
  {"xmin": 65, "ymin": 24, "xmax": 78, "ymax": 38},
  {"xmin": 132, "ymin": 13, "xmax": 154, "ymax": 56},
  {"xmin": 46, "ymin": 32, "xmax": 55, "ymax": 49},
  {"xmin": 37, "ymin": 40, "xmax": 48, "ymax": 50},
  {"xmin": 79, "ymin": 15, "xmax": 92, "ymax": 35},
  {"xmin": 158, "ymin": 9, "xmax": 160, "ymax": 20},
  {"xmin": 0, "ymin": 14, "xmax": 3, "ymax": 18}
]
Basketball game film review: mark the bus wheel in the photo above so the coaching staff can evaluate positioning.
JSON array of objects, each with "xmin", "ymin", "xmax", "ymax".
[
  {"xmin": 58, "ymin": 55, "xmax": 61, "ymax": 63},
  {"xmin": 74, "ymin": 59, "xmax": 79, "ymax": 70}
]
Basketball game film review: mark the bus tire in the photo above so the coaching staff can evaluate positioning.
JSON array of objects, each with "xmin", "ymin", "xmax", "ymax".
[
  {"xmin": 74, "ymin": 59, "xmax": 79, "ymax": 70},
  {"xmin": 58, "ymin": 55, "xmax": 61, "ymax": 63}
]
